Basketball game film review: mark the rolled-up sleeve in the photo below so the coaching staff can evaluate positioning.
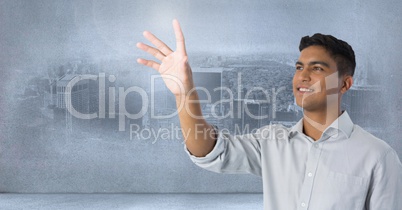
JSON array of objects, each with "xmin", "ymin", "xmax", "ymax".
[{"xmin": 184, "ymin": 126, "xmax": 262, "ymax": 176}]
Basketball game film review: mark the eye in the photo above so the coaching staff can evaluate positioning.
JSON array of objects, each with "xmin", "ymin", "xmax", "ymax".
[
  {"xmin": 296, "ymin": 66, "xmax": 303, "ymax": 71},
  {"xmin": 312, "ymin": 66, "xmax": 324, "ymax": 71}
]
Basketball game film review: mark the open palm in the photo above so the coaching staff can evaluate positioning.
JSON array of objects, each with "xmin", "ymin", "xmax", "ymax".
[{"xmin": 137, "ymin": 19, "xmax": 194, "ymax": 96}]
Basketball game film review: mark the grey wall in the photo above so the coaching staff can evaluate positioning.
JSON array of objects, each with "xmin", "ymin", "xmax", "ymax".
[{"xmin": 0, "ymin": 0, "xmax": 401, "ymax": 193}]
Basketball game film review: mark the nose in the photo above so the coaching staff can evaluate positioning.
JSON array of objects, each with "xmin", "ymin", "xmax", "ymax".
[{"xmin": 298, "ymin": 68, "xmax": 311, "ymax": 82}]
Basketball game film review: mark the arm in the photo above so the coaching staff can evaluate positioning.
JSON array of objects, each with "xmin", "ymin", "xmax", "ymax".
[{"xmin": 137, "ymin": 19, "xmax": 216, "ymax": 157}]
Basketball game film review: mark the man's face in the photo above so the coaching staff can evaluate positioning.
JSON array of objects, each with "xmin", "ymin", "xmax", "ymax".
[{"xmin": 292, "ymin": 46, "xmax": 342, "ymax": 112}]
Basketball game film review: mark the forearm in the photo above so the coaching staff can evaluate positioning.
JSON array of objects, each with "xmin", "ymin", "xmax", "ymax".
[{"xmin": 175, "ymin": 91, "xmax": 217, "ymax": 157}]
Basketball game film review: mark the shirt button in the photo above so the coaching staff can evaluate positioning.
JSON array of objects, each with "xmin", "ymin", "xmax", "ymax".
[
  {"xmin": 301, "ymin": 202, "xmax": 306, "ymax": 207},
  {"xmin": 314, "ymin": 143, "xmax": 319, "ymax": 148},
  {"xmin": 308, "ymin": 172, "xmax": 313, "ymax": 177}
]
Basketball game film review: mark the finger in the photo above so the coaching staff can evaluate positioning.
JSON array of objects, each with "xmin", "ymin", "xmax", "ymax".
[
  {"xmin": 136, "ymin": 42, "xmax": 165, "ymax": 61},
  {"xmin": 172, "ymin": 19, "xmax": 187, "ymax": 55},
  {"xmin": 137, "ymin": 58, "xmax": 161, "ymax": 71},
  {"xmin": 143, "ymin": 31, "xmax": 173, "ymax": 55}
]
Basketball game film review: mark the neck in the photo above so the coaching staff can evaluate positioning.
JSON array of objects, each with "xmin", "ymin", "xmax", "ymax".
[{"xmin": 302, "ymin": 106, "xmax": 341, "ymax": 141}]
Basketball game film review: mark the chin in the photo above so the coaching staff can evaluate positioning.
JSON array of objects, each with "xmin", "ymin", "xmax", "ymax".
[{"xmin": 300, "ymin": 102, "xmax": 315, "ymax": 111}]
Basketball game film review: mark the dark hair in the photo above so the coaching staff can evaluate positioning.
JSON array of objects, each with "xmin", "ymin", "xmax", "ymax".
[{"xmin": 299, "ymin": 33, "xmax": 356, "ymax": 77}]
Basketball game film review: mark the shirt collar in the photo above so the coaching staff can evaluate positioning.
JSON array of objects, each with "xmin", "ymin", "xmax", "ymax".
[
  {"xmin": 289, "ymin": 111, "xmax": 354, "ymax": 140},
  {"xmin": 325, "ymin": 110, "xmax": 354, "ymax": 138},
  {"xmin": 289, "ymin": 118, "xmax": 303, "ymax": 138}
]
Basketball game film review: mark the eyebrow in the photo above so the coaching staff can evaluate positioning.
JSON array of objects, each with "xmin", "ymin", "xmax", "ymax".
[{"xmin": 295, "ymin": 61, "xmax": 330, "ymax": 68}]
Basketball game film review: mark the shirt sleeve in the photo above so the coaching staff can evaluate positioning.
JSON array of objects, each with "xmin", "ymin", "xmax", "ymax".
[
  {"xmin": 184, "ymin": 126, "xmax": 262, "ymax": 176},
  {"xmin": 365, "ymin": 148, "xmax": 402, "ymax": 209}
]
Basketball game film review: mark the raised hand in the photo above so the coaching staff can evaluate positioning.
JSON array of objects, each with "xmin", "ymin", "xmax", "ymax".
[
  {"xmin": 137, "ymin": 19, "xmax": 194, "ymax": 97},
  {"xmin": 137, "ymin": 19, "xmax": 217, "ymax": 157}
]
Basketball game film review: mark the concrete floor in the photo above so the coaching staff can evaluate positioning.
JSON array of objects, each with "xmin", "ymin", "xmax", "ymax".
[{"xmin": 0, "ymin": 193, "xmax": 263, "ymax": 210}]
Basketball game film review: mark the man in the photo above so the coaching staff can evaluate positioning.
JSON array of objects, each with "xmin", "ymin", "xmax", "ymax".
[{"xmin": 137, "ymin": 19, "xmax": 402, "ymax": 210}]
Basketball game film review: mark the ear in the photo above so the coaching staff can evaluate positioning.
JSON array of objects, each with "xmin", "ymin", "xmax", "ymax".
[{"xmin": 340, "ymin": 76, "xmax": 353, "ymax": 94}]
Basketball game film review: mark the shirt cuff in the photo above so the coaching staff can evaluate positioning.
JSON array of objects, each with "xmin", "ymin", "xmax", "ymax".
[{"xmin": 183, "ymin": 125, "xmax": 225, "ymax": 165}]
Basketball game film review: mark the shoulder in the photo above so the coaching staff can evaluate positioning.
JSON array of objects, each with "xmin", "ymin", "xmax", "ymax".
[{"xmin": 350, "ymin": 125, "xmax": 394, "ymax": 161}]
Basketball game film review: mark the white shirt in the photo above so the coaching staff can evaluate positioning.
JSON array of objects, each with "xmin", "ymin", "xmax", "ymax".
[{"xmin": 185, "ymin": 111, "xmax": 402, "ymax": 210}]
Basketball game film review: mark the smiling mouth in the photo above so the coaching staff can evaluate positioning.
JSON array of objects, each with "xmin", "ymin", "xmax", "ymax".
[{"xmin": 297, "ymin": 87, "xmax": 314, "ymax": 92}]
